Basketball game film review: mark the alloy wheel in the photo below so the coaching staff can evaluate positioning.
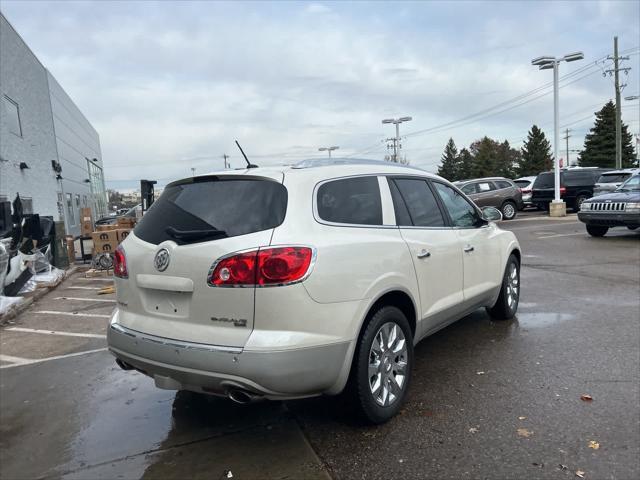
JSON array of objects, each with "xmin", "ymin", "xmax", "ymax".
[
  {"xmin": 506, "ymin": 262, "xmax": 519, "ymax": 309},
  {"xmin": 368, "ymin": 322, "xmax": 408, "ymax": 407}
]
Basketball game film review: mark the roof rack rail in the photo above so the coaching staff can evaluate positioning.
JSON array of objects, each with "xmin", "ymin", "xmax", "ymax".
[{"xmin": 292, "ymin": 158, "xmax": 425, "ymax": 171}]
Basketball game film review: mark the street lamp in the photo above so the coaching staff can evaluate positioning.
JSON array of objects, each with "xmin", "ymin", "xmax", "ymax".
[
  {"xmin": 382, "ymin": 117, "xmax": 412, "ymax": 163},
  {"xmin": 532, "ymin": 52, "xmax": 584, "ymax": 217},
  {"xmin": 318, "ymin": 146, "xmax": 339, "ymax": 158}
]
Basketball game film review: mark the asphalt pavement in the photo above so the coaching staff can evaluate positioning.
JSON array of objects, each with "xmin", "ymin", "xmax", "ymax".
[{"xmin": 1, "ymin": 212, "xmax": 638, "ymax": 480}]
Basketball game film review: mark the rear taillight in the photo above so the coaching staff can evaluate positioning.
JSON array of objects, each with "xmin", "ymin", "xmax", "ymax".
[
  {"xmin": 114, "ymin": 245, "xmax": 128, "ymax": 278},
  {"xmin": 521, "ymin": 188, "xmax": 531, "ymax": 193},
  {"xmin": 208, "ymin": 246, "xmax": 314, "ymax": 287},
  {"xmin": 560, "ymin": 187, "xmax": 566, "ymax": 195}
]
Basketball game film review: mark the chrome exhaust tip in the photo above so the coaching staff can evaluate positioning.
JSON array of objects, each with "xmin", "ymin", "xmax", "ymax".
[{"xmin": 227, "ymin": 388, "xmax": 260, "ymax": 404}]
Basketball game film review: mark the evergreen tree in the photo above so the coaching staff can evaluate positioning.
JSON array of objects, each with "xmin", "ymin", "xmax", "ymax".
[
  {"xmin": 578, "ymin": 101, "xmax": 636, "ymax": 168},
  {"xmin": 495, "ymin": 140, "xmax": 520, "ymax": 178},
  {"xmin": 437, "ymin": 138, "xmax": 460, "ymax": 180},
  {"xmin": 457, "ymin": 148, "xmax": 473, "ymax": 180},
  {"xmin": 469, "ymin": 137, "xmax": 498, "ymax": 178},
  {"xmin": 519, "ymin": 125, "xmax": 553, "ymax": 176}
]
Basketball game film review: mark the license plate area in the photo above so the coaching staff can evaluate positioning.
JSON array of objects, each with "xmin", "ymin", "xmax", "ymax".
[{"xmin": 141, "ymin": 289, "xmax": 191, "ymax": 318}]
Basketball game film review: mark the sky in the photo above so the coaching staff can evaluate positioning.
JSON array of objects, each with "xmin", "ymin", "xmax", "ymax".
[{"xmin": 1, "ymin": 0, "xmax": 638, "ymax": 191}]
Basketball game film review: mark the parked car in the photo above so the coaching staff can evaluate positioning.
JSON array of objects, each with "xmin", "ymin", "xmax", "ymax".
[
  {"xmin": 107, "ymin": 159, "xmax": 522, "ymax": 424},
  {"xmin": 454, "ymin": 177, "xmax": 523, "ymax": 220},
  {"xmin": 578, "ymin": 173, "xmax": 640, "ymax": 237},
  {"xmin": 96, "ymin": 204, "xmax": 141, "ymax": 226},
  {"xmin": 531, "ymin": 168, "xmax": 612, "ymax": 212},
  {"xmin": 593, "ymin": 169, "xmax": 640, "ymax": 197},
  {"xmin": 513, "ymin": 176, "xmax": 538, "ymax": 209}
]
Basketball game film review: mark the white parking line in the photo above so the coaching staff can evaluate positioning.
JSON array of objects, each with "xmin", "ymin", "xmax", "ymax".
[
  {"xmin": 538, "ymin": 232, "xmax": 585, "ymax": 239},
  {"xmin": 66, "ymin": 286, "xmax": 101, "ymax": 290},
  {"xmin": 0, "ymin": 348, "xmax": 107, "ymax": 369},
  {"xmin": 34, "ymin": 310, "xmax": 111, "ymax": 318},
  {"xmin": 77, "ymin": 277, "xmax": 113, "ymax": 282},
  {"xmin": 55, "ymin": 296, "xmax": 115, "ymax": 303},
  {"xmin": 5, "ymin": 327, "xmax": 107, "ymax": 339},
  {"xmin": 509, "ymin": 221, "xmax": 581, "ymax": 231}
]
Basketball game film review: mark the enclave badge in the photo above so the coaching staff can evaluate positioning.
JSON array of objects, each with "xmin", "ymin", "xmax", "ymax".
[{"xmin": 154, "ymin": 248, "xmax": 170, "ymax": 272}]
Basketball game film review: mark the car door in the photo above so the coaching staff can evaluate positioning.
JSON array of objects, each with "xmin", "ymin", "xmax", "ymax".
[
  {"xmin": 387, "ymin": 177, "xmax": 465, "ymax": 337},
  {"xmin": 472, "ymin": 181, "xmax": 499, "ymax": 207},
  {"xmin": 431, "ymin": 181, "xmax": 503, "ymax": 307}
]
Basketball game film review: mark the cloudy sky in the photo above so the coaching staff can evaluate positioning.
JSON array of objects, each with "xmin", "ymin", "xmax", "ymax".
[{"xmin": 2, "ymin": 0, "xmax": 638, "ymax": 190}]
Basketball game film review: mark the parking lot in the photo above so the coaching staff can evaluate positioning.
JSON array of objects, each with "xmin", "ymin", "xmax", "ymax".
[{"xmin": 1, "ymin": 212, "xmax": 639, "ymax": 480}]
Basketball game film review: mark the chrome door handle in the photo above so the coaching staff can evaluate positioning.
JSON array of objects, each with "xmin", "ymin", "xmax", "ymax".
[
  {"xmin": 417, "ymin": 249, "xmax": 431, "ymax": 259},
  {"xmin": 464, "ymin": 245, "xmax": 474, "ymax": 253}
]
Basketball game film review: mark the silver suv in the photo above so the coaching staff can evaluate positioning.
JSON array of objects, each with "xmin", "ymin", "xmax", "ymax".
[{"xmin": 108, "ymin": 159, "xmax": 521, "ymax": 423}]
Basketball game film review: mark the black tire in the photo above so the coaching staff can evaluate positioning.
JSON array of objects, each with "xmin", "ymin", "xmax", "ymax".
[
  {"xmin": 486, "ymin": 254, "xmax": 520, "ymax": 320},
  {"xmin": 573, "ymin": 194, "xmax": 588, "ymax": 212},
  {"xmin": 501, "ymin": 201, "xmax": 517, "ymax": 220},
  {"xmin": 350, "ymin": 306, "xmax": 413, "ymax": 424},
  {"xmin": 586, "ymin": 225, "xmax": 608, "ymax": 237}
]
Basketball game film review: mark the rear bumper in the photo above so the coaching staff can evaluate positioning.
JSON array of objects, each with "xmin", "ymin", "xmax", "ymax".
[
  {"xmin": 107, "ymin": 320, "xmax": 351, "ymax": 400},
  {"xmin": 578, "ymin": 212, "xmax": 640, "ymax": 227}
]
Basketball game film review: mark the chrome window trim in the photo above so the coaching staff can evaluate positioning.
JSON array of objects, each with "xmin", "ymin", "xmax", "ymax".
[{"xmin": 110, "ymin": 323, "xmax": 243, "ymax": 354}]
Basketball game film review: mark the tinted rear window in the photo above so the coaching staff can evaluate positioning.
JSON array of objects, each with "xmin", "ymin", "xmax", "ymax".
[
  {"xmin": 134, "ymin": 178, "xmax": 287, "ymax": 245},
  {"xmin": 514, "ymin": 180, "xmax": 531, "ymax": 188},
  {"xmin": 564, "ymin": 171, "xmax": 599, "ymax": 186},
  {"xmin": 597, "ymin": 173, "xmax": 631, "ymax": 183},
  {"xmin": 495, "ymin": 180, "xmax": 512, "ymax": 189},
  {"xmin": 533, "ymin": 172, "xmax": 555, "ymax": 188},
  {"xmin": 317, "ymin": 176, "xmax": 382, "ymax": 225},
  {"xmin": 391, "ymin": 178, "xmax": 445, "ymax": 227}
]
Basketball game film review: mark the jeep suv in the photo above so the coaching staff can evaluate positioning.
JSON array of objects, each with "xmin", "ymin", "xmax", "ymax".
[{"xmin": 107, "ymin": 159, "xmax": 521, "ymax": 423}]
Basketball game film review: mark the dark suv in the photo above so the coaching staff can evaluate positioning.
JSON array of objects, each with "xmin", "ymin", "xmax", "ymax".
[{"xmin": 531, "ymin": 168, "xmax": 612, "ymax": 212}]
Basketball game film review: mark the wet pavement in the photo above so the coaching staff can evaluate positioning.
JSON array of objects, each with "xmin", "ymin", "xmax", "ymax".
[{"xmin": 1, "ymin": 212, "xmax": 639, "ymax": 479}]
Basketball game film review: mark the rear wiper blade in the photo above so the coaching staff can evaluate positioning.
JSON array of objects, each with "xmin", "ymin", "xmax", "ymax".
[{"xmin": 165, "ymin": 226, "xmax": 227, "ymax": 240}]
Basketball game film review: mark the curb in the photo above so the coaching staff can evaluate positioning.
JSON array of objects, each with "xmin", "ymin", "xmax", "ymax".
[{"xmin": 0, "ymin": 266, "xmax": 80, "ymax": 326}]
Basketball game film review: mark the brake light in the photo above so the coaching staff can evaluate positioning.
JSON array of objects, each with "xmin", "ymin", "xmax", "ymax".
[
  {"xmin": 560, "ymin": 187, "xmax": 566, "ymax": 195},
  {"xmin": 208, "ymin": 247, "xmax": 314, "ymax": 287},
  {"xmin": 113, "ymin": 245, "xmax": 128, "ymax": 278},
  {"xmin": 521, "ymin": 188, "xmax": 531, "ymax": 193}
]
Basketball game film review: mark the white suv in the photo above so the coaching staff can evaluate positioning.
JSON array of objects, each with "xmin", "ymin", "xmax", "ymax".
[{"xmin": 108, "ymin": 159, "xmax": 521, "ymax": 423}]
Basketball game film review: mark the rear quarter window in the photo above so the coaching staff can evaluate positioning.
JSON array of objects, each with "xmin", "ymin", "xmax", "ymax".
[
  {"xmin": 134, "ymin": 178, "xmax": 287, "ymax": 245},
  {"xmin": 495, "ymin": 180, "xmax": 513, "ymax": 189},
  {"xmin": 316, "ymin": 176, "xmax": 382, "ymax": 225}
]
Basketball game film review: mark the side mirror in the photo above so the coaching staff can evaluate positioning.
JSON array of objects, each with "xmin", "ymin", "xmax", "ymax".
[{"xmin": 481, "ymin": 206, "xmax": 503, "ymax": 222}]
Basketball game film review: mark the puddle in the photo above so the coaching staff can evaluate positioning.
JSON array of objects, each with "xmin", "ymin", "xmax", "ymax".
[{"xmin": 515, "ymin": 312, "xmax": 575, "ymax": 329}]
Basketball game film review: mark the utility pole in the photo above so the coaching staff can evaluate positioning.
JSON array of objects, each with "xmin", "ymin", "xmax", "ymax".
[
  {"xmin": 625, "ymin": 95, "xmax": 640, "ymax": 166},
  {"xmin": 190, "ymin": 167, "xmax": 196, "ymax": 176},
  {"xmin": 318, "ymin": 146, "xmax": 339, "ymax": 158},
  {"xmin": 222, "ymin": 154, "xmax": 230, "ymax": 169},
  {"xmin": 606, "ymin": 37, "xmax": 630, "ymax": 169},
  {"xmin": 382, "ymin": 117, "xmax": 412, "ymax": 163},
  {"xmin": 385, "ymin": 137, "xmax": 398, "ymax": 162},
  {"xmin": 614, "ymin": 37, "xmax": 622, "ymax": 169},
  {"xmin": 563, "ymin": 129, "xmax": 571, "ymax": 167}
]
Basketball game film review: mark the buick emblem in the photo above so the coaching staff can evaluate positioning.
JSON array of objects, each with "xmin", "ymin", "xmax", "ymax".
[{"xmin": 154, "ymin": 248, "xmax": 170, "ymax": 272}]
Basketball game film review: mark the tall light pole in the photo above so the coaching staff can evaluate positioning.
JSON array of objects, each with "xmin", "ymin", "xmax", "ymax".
[
  {"xmin": 318, "ymin": 146, "xmax": 339, "ymax": 158},
  {"xmin": 382, "ymin": 116, "xmax": 412, "ymax": 163},
  {"xmin": 532, "ymin": 52, "xmax": 584, "ymax": 217}
]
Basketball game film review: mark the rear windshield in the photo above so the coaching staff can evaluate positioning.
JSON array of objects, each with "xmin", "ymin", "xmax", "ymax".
[
  {"xmin": 134, "ymin": 177, "xmax": 287, "ymax": 245},
  {"xmin": 514, "ymin": 180, "xmax": 531, "ymax": 188},
  {"xmin": 597, "ymin": 173, "xmax": 631, "ymax": 183},
  {"xmin": 533, "ymin": 172, "xmax": 555, "ymax": 188}
]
